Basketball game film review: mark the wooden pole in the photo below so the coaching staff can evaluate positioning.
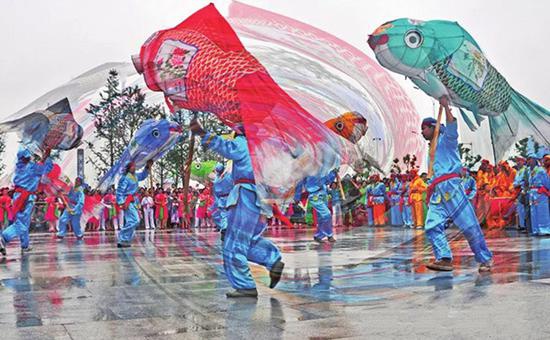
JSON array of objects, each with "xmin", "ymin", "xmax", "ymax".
[
  {"xmin": 182, "ymin": 112, "xmax": 198, "ymax": 219},
  {"xmin": 336, "ymin": 173, "xmax": 346, "ymax": 201},
  {"xmin": 428, "ymin": 105, "xmax": 444, "ymax": 179}
]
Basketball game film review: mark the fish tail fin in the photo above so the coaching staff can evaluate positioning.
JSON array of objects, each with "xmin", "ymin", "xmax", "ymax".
[{"xmin": 489, "ymin": 90, "xmax": 550, "ymax": 161}]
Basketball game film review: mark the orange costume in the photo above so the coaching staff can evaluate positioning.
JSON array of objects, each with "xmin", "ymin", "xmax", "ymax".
[
  {"xmin": 410, "ymin": 174, "xmax": 427, "ymax": 227},
  {"xmin": 487, "ymin": 162, "xmax": 516, "ymax": 228},
  {"xmin": 475, "ymin": 162, "xmax": 495, "ymax": 223}
]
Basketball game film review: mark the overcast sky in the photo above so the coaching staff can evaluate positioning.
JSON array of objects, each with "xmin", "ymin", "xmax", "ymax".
[{"xmin": 0, "ymin": 0, "xmax": 548, "ymax": 161}]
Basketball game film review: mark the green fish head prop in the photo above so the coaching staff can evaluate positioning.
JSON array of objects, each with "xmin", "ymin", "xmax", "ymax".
[{"xmin": 368, "ymin": 18, "xmax": 473, "ymax": 79}]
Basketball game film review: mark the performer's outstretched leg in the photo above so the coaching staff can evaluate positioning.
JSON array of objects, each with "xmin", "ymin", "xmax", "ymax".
[
  {"xmin": 118, "ymin": 204, "xmax": 139, "ymax": 245},
  {"xmin": 309, "ymin": 195, "xmax": 333, "ymax": 241},
  {"xmin": 56, "ymin": 211, "xmax": 71, "ymax": 238},
  {"xmin": 452, "ymin": 201, "xmax": 493, "ymax": 264}
]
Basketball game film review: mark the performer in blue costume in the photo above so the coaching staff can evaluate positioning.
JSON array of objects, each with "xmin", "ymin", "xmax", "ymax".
[
  {"xmin": 191, "ymin": 119, "xmax": 284, "ymax": 298},
  {"xmin": 421, "ymin": 97, "xmax": 493, "ymax": 273},
  {"xmin": 365, "ymin": 178, "xmax": 374, "ymax": 226},
  {"xmin": 526, "ymin": 150, "xmax": 550, "ymax": 236},
  {"xmin": 210, "ymin": 162, "xmax": 233, "ymax": 239},
  {"xmin": 294, "ymin": 170, "xmax": 337, "ymax": 243},
  {"xmin": 389, "ymin": 174, "xmax": 404, "ymax": 226},
  {"xmin": 461, "ymin": 167, "xmax": 477, "ymax": 204},
  {"xmin": 401, "ymin": 174, "xmax": 413, "ymax": 228},
  {"xmin": 0, "ymin": 148, "xmax": 53, "ymax": 255},
  {"xmin": 56, "ymin": 177, "xmax": 85, "ymax": 240},
  {"xmin": 512, "ymin": 157, "xmax": 529, "ymax": 231},
  {"xmin": 116, "ymin": 160, "xmax": 152, "ymax": 248}
]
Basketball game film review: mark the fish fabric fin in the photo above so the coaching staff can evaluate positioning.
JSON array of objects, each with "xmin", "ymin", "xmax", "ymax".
[{"xmin": 489, "ymin": 90, "xmax": 550, "ymax": 161}]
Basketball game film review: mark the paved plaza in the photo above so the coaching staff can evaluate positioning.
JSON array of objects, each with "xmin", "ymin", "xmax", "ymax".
[{"xmin": 1, "ymin": 226, "xmax": 550, "ymax": 339}]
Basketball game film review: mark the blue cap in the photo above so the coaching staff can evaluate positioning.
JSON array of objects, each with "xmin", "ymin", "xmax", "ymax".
[
  {"xmin": 17, "ymin": 148, "xmax": 32, "ymax": 160},
  {"xmin": 215, "ymin": 163, "xmax": 224, "ymax": 173},
  {"xmin": 421, "ymin": 117, "xmax": 445, "ymax": 132}
]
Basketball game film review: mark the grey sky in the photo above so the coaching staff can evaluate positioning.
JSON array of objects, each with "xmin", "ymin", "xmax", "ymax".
[{"xmin": 0, "ymin": 0, "xmax": 548, "ymax": 163}]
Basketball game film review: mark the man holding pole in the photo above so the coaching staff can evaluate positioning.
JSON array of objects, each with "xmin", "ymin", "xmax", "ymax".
[
  {"xmin": 190, "ymin": 119, "xmax": 284, "ymax": 298},
  {"xmin": 421, "ymin": 97, "xmax": 493, "ymax": 273}
]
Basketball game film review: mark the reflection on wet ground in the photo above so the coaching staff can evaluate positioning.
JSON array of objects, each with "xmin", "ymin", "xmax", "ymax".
[{"xmin": 1, "ymin": 226, "xmax": 550, "ymax": 338}]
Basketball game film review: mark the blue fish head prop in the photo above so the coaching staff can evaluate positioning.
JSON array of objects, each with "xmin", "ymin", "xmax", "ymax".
[
  {"xmin": 128, "ymin": 119, "xmax": 183, "ymax": 168},
  {"xmin": 97, "ymin": 119, "xmax": 183, "ymax": 191}
]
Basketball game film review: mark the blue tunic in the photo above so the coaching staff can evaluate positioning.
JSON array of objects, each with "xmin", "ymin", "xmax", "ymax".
[
  {"xmin": 425, "ymin": 121, "xmax": 492, "ymax": 264},
  {"xmin": 370, "ymin": 182, "xmax": 386, "ymax": 205},
  {"xmin": 461, "ymin": 175, "xmax": 477, "ymax": 201},
  {"xmin": 211, "ymin": 171, "xmax": 233, "ymax": 231},
  {"xmin": 116, "ymin": 170, "xmax": 148, "ymax": 244},
  {"xmin": 202, "ymin": 132, "xmax": 281, "ymax": 290},
  {"xmin": 329, "ymin": 188, "xmax": 341, "ymax": 204},
  {"xmin": 528, "ymin": 166, "xmax": 550, "ymax": 235},
  {"xmin": 2, "ymin": 157, "xmax": 53, "ymax": 249}
]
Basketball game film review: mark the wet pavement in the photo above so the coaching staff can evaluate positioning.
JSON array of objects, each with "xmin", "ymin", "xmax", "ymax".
[{"xmin": 1, "ymin": 226, "xmax": 550, "ymax": 339}]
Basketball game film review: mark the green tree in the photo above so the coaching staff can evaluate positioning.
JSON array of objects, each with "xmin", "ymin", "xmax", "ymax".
[
  {"xmin": 513, "ymin": 137, "xmax": 540, "ymax": 159},
  {"xmin": 459, "ymin": 143, "xmax": 482, "ymax": 168},
  {"xmin": 86, "ymin": 69, "xmax": 164, "ymax": 182}
]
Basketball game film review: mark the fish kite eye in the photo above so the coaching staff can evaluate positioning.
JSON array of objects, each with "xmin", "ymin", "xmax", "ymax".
[
  {"xmin": 194, "ymin": 163, "xmax": 201, "ymax": 169},
  {"xmin": 152, "ymin": 128, "xmax": 160, "ymax": 138},
  {"xmin": 404, "ymin": 30, "xmax": 423, "ymax": 48},
  {"xmin": 335, "ymin": 121, "xmax": 345, "ymax": 131}
]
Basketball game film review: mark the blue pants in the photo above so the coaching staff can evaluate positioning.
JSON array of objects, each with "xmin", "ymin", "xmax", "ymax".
[
  {"xmin": 212, "ymin": 206, "xmax": 228, "ymax": 231},
  {"xmin": 516, "ymin": 200, "xmax": 525, "ymax": 228},
  {"xmin": 390, "ymin": 204, "xmax": 403, "ymax": 226},
  {"xmin": 224, "ymin": 188, "xmax": 281, "ymax": 290},
  {"xmin": 425, "ymin": 179, "xmax": 492, "ymax": 264},
  {"xmin": 2, "ymin": 193, "xmax": 34, "ymax": 249},
  {"xmin": 56, "ymin": 210, "xmax": 83, "ymax": 238},
  {"xmin": 308, "ymin": 193, "xmax": 333, "ymax": 238},
  {"xmin": 118, "ymin": 203, "xmax": 139, "ymax": 244},
  {"xmin": 529, "ymin": 190, "xmax": 550, "ymax": 235},
  {"xmin": 366, "ymin": 206, "xmax": 374, "ymax": 226},
  {"xmin": 402, "ymin": 204, "xmax": 413, "ymax": 227}
]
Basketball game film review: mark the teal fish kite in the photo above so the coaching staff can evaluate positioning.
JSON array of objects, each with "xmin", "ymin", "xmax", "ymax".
[{"xmin": 368, "ymin": 19, "xmax": 549, "ymax": 160}]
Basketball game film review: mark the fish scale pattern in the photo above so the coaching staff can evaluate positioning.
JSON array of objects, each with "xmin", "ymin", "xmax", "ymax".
[{"xmin": 432, "ymin": 58, "xmax": 513, "ymax": 113}]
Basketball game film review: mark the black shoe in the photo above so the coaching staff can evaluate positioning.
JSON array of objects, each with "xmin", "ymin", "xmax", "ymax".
[
  {"xmin": 426, "ymin": 258, "xmax": 453, "ymax": 271},
  {"xmin": 20, "ymin": 247, "xmax": 32, "ymax": 253},
  {"xmin": 117, "ymin": 242, "xmax": 131, "ymax": 248},
  {"xmin": 226, "ymin": 288, "xmax": 258, "ymax": 298},
  {"xmin": 220, "ymin": 229, "xmax": 226, "ymax": 242},
  {"xmin": 327, "ymin": 236, "xmax": 336, "ymax": 243},
  {"xmin": 76, "ymin": 235, "xmax": 84, "ymax": 241},
  {"xmin": 313, "ymin": 236, "xmax": 325, "ymax": 243},
  {"xmin": 478, "ymin": 259, "xmax": 494, "ymax": 273},
  {"xmin": 56, "ymin": 235, "xmax": 64, "ymax": 240},
  {"xmin": 269, "ymin": 261, "xmax": 285, "ymax": 289}
]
